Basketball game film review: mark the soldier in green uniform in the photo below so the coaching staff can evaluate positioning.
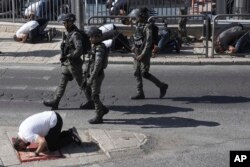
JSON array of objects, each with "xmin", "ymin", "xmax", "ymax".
[
  {"xmin": 131, "ymin": 7, "xmax": 168, "ymax": 99},
  {"xmin": 43, "ymin": 13, "xmax": 84, "ymax": 110},
  {"xmin": 81, "ymin": 27, "xmax": 109, "ymax": 124}
]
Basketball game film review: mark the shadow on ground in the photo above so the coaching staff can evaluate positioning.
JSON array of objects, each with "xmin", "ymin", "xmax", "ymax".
[
  {"xmin": 109, "ymin": 104, "xmax": 194, "ymax": 115},
  {"xmin": 61, "ymin": 142, "xmax": 100, "ymax": 154},
  {"xmin": 104, "ymin": 116, "xmax": 220, "ymax": 128},
  {"xmin": 168, "ymin": 95, "xmax": 250, "ymax": 104}
]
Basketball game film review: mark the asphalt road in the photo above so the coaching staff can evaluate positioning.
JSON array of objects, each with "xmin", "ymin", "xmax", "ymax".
[{"xmin": 0, "ymin": 63, "xmax": 250, "ymax": 167}]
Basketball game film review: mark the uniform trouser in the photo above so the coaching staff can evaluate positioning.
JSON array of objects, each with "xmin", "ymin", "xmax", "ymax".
[
  {"xmin": 54, "ymin": 63, "xmax": 83, "ymax": 100},
  {"xmin": 84, "ymin": 71, "xmax": 105, "ymax": 114},
  {"xmin": 45, "ymin": 112, "xmax": 73, "ymax": 151},
  {"xmin": 134, "ymin": 58, "xmax": 164, "ymax": 94}
]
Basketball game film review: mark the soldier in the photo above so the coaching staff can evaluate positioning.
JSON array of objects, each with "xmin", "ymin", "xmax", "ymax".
[
  {"xmin": 81, "ymin": 27, "xmax": 109, "ymax": 124},
  {"xmin": 131, "ymin": 7, "xmax": 168, "ymax": 99},
  {"xmin": 43, "ymin": 13, "xmax": 84, "ymax": 110}
]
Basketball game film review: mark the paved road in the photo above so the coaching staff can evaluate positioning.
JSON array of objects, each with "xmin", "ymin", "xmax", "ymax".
[{"xmin": 1, "ymin": 63, "xmax": 250, "ymax": 167}]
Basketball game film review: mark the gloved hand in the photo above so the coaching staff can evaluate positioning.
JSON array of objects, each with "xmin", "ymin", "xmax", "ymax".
[
  {"xmin": 60, "ymin": 42, "xmax": 65, "ymax": 50},
  {"xmin": 60, "ymin": 56, "xmax": 67, "ymax": 63},
  {"xmin": 87, "ymin": 78, "xmax": 92, "ymax": 86}
]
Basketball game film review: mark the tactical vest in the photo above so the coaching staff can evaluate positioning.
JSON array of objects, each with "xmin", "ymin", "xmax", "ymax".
[
  {"xmin": 89, "ymin": 43, "xmax": 108, "ymax": 69},
  {"xmin": 133, "ymin": 24, "xmax": 145, "ymax": 49}
]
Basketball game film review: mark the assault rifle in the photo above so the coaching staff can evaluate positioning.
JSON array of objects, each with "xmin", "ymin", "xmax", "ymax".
[
  {"xmin": 80, "ymin": 51, "xmax": 94, "ymax": 93},
  {"xmin": 60, "ymin": 32, "xmax": 68, "ymax": 63}
]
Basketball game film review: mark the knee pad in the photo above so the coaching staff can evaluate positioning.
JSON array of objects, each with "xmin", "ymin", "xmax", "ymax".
[{"xmin": 142, "ymin": 72, "xmax": 150, "ymax": 79}]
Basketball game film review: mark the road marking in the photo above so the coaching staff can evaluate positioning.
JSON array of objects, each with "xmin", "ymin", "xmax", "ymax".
[
  {"xmin": 0, "ymin": 85, "xmax": 57, "ymax": 91},
  {"xmin": 1, "ymin": 76, "xmax": 51, "ymax": 80},
  {"xmin": 0, "ymin": 65, "xmax": 55, "ymax": 71}
]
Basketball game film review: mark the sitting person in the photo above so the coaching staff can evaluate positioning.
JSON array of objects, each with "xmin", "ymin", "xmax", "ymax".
[
  {"xmin": 153, "ymin": 22, "xmax": 181, "ymax": 55},
  {"xmin": 106, "ymin": 0, "xmax": 128, "ymax": 16},
  {"xmin": 13, "ymin": 18, "xmax": 55, "ymax": 43},
  {"xmin": 24, "ymin": 0, "xmax": 47, "ymax": 19},
  {"xmin": 214, "ymin": 23, "xmax": 249, "ymax": 54},
  {"xmin": 13, "ymin": 111, "xmax": 82, "ymax": 156}
]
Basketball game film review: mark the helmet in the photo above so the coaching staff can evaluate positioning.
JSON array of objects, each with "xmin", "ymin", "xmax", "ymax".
[
  {"xmin": 63, "ymin": 13, "xmax": 76, "ymax": 22},
  {"xmin": 88, "ymin": 27, "xmax": 102, "ymax": 37},
  {"xmin": 138, "ymin": 7, "xmax": 149, "ymax": 20}
]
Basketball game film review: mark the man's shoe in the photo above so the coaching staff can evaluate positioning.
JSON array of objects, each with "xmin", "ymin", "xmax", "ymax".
[
  {"xmin": 70, "ymin": 127, "xmax": 82, "ymax": 145},
  {"xmin": 43, "ymin": 99, "xmax": 59, "ymax": 110},
  {"xmin": 131, "ymin": 93, "xmax": 145, "ymax": 100},
  {"xmin": 160, "ymin": 84, "xmax": 168, "ymax": 98},
  {"xmin": 80, "ymin": 101, "xmax": 95, "ymax": 109},
  {"xmin": 88, "ymin": 116, "xmax": 103, "ymax": 124}
]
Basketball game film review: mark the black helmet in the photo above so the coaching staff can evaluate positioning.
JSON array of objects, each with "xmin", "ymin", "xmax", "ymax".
[
  {"xmin": 63, "ymin": 13, "xmax": 76, "ymax": 22},
  {"xmin": 138, "ymin": 7, "xmax": 149, "ymax": 20},
  {"xmin": 88, "ymin": 27, "xmax": 102, "ymax": 37}
]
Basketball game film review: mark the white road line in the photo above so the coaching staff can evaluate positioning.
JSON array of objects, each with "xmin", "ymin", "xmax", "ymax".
[
  {"xmin": 0, "ymin": 85, "xmax": 57, "ymax": 91},
  {"xmin": 1, "ymin": 76, "xmax": 51, "ymax": 80},
  {"xmin": 0, "ymin": 65, "xmax": 55, "ymax": 71}
]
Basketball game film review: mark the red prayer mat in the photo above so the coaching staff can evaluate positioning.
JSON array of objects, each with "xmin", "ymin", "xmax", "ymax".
[{"xmin": 12, "ymin": 138, "xmax": 64, "ymax": 163}]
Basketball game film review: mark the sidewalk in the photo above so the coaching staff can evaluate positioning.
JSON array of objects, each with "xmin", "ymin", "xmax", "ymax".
[
  {"xmin": 1, "ymin": 32, "xmax": 250, "ymax": 65},
  {"xmin": 0, "ymin": 126, "xmax": 147, "ymax": 167}
]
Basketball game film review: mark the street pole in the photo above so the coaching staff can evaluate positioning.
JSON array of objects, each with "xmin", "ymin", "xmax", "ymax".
[
  {"xmin": 216, "ymin": 0, "xmax": 226, "ymax": 14},
  {"xmin": 75, "ymin": 0, "xmax": 84, "ymax": 30}
]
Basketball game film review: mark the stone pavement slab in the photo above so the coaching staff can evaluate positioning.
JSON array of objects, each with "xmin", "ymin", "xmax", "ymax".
[{"xmin": 88, "ymin": 129, "xmax": 147, "ymax": 158}]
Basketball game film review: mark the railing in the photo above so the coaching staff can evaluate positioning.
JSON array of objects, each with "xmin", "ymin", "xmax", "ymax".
[
  {"xmin": 88, "ymin": 14, "xmax": 210, "ymax": 57},
  {"xmin": 211, "ymin": 14, "xmax": 250, "ymax": 58},
  {"xmin": 0, "ymin": 0, "xmax": 214, "ymax": 24}
]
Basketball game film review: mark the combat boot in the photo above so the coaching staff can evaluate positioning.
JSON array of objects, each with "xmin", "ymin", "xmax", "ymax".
[
  {"xmin": 80, "ymin": 101, "xmax": 95, "ymax": 109},
  {"xmin": 88, "ymin": 107, "xmax": 109, "ymax": 124},
  {"xmin": 102, "ymin": 106, "xmax": 109, "ymax": 115},
  {"xmin": 43, "ymin": 99, "xmax": 60, "ymax": 110},
  {"xmin": 131, "ymin": 92, "xmax": 145, "ymax": 100},
  {"xmin": 160, "ymin": 83, "xmax": 168, "ymax": 98}
]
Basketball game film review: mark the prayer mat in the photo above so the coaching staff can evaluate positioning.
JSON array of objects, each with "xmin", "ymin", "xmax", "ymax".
[{"xmin": 12, "ymin": 138, "xmax": 64, "ymax": 163}]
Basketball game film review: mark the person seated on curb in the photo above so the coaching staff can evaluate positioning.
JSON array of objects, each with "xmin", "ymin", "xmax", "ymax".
[
  {"xmin": 24, "ymin": 0, "xmax": 47, "ymax": 19},
  {"xmin": 13, "ymin": 111, "xmax": 82, "ymax": 157},
  {"xmin": 13, "ymin": 16, "xmax": 56, "ymax": 43}
]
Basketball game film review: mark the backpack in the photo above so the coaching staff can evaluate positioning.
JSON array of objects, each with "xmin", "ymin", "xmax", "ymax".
[{"xmin": 74, "ymin": 29, "xmax": 91, "ymax": 55}]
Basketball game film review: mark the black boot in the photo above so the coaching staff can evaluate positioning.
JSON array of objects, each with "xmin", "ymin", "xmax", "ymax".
[
  {"xmin": 160, "ymin": 83, "xmax": 168, "ymax": 98},
  {"xmin": 43, "ymin": 99, "xmax": 59, "ymax": 110},
  {"xmin": 80, "ymin": 101, "xmax": 95, "ymax": 109},
  {"xmin": 89, "ymin": 107, "xmax": 109, "ymax": 124},
  {"xmin": 88, "ymin": 114, "xmax": 103, "ymax": 124},
  {"xmin": 102, "ymin": 106, "xmax": 109, "ymax": 115},
  {"xmin": 131, "ymin": 92, "xmax": 145, "ymax": 100}
]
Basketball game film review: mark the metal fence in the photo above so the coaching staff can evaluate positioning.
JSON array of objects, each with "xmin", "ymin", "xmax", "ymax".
[{"xmin": 0, "ymin": 0, "xmax": 214, "ymax": 24}]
